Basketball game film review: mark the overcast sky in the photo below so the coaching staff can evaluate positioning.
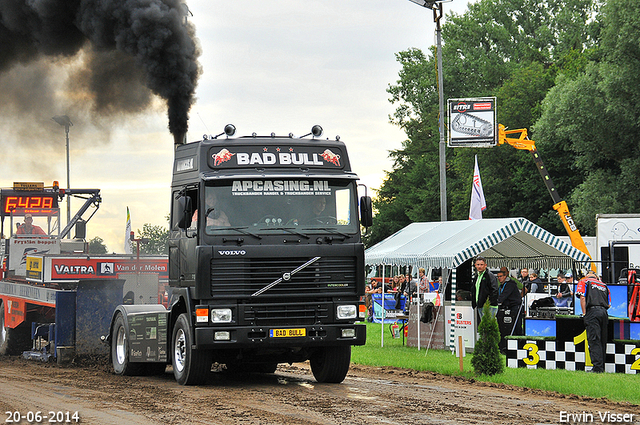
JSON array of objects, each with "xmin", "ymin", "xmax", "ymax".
[{"xmin": 1, "ymin": 0, "xmax": 475, "ymax": 252}]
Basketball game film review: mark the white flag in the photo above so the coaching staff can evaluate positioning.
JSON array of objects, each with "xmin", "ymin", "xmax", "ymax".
[
  {"xmin": 469, "ymin": 155, "xmax": 486, "ymax": 220},
  {"xmin": 124, "ymin": 207, "xmax": 132, "ymax": 254}
]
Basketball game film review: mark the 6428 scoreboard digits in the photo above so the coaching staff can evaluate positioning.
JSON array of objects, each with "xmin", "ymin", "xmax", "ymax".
[
  {"xmin": 0, "ymin": 189, "xmax": 59, "ymax": 217},
  {"xmin": 2, "ymin": 195, "xmax": 57, "ymax": 214},
  {"xmin": 0, "ymin": 182, "xmax": 61, "ymax": 217}
]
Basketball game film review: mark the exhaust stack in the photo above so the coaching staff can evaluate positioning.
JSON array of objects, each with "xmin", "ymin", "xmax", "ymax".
[{"xmin": 174, "ymin": 132, "xmax": 187, "ymax": 145}]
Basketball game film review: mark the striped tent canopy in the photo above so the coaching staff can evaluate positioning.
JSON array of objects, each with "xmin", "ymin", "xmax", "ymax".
[{"xmin": 365, "ymin": 217, "xmax": 592, "ymax": 270}]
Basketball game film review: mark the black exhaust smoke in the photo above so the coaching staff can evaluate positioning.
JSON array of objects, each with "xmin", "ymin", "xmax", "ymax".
[{"xmin": 0, "ymin": 0, "xmax": 201, "ymax": 144}]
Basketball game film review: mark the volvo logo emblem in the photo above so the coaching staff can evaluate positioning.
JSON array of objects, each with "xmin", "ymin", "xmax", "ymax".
[
  {"xmin": 218, "ymin": 250, "xmax": 246, "ymax": 256},
  {"xmin": 282, "ymin": 272, "xmax": 291, "ymax": 281}
]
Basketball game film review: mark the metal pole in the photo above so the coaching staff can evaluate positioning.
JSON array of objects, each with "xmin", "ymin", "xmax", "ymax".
[
  {"xmin": 434, "ymin": 2, "xmax": 447, "ymax": 221},
  {"xmin": 65, "ymin": 125, "xmax": 71, "ymax": 238},
  {"xmin": 381, "ymin": 265, "xmax": 386, "ymax": 347},
  {"xmin": 52, "ymin": 115, "xmax": 73, "ymax": 238},
  {"xmin": 407, "ymin": 1, "xmax": 447, "ymax": 219},
  {"xmin": 417, "ymin": 270, "xmax": 421, "ymax": 351}
]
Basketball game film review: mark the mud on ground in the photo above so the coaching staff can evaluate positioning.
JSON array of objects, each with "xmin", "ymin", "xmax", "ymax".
[{"xmin": 0, "ymin": 355, "xmax": 638, "ymax": 424}]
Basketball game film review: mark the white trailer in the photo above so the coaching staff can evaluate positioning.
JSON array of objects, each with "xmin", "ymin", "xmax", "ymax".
[{"xmin": 596, "ymin": 213, "xmax": 640, "ymax": 282}]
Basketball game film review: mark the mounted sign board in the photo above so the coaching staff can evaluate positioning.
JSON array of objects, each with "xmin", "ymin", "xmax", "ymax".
[
  {"xmin": 13, "ymin": 182, "xmax": 45, "ymax": 191},
  {"xmin": 448, "ymin": 97, "xmax": 498, "ymax": 147}
]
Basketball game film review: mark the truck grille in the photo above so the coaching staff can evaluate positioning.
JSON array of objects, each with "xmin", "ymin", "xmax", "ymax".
[
  {"xmin": 243, "ymin": 302, "xmax": 330, "ymax": 326},
  {"xmin": 210, "ymin": 256, "xmax": 357, "ymax": 298}
]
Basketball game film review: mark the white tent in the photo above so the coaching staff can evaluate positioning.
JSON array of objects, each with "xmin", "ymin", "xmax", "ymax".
[{"xmin": 365, "ymin": 217, "xmax": 593, "ymax": 347}]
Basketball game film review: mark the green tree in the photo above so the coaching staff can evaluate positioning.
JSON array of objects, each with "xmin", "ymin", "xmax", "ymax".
[
  {"xmin": 368, "ymin": 0, "xmax": 600, "ymax": 247},
  {"xmin": 88, "ymin": 236, "xmax": 108, "ymax": 254},
  {"xmin": 137, "ymin": 223, "xmax": 169, "ymax": 255},
  {"xmin": 471, "ymin": 304, "xmax": 504, "ymax": 376},
  {"xmin": 533, "ymin": 0, "xmax": 640, "ymax": 235}
]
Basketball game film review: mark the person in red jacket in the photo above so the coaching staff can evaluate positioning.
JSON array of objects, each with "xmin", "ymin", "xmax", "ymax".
[{"xmin": 16, "ymin": 214, "xmax": 46, "ymax": 235}]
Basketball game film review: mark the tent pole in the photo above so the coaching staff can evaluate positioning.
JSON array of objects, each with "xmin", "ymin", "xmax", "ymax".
[
  {"xmin": 381, "ymin": 264, "xmax": 385, "ymax": 347},
  {"xmin": 417, "ymin": 265, "xmax": 421, "ymax": 351},
  {"xmin": 450, "ymin": 268, "xmax": 457, "ymax": 349},
  {"xmin": 425, "ymin": 268, "xmax": 448, "ymax": 356}
]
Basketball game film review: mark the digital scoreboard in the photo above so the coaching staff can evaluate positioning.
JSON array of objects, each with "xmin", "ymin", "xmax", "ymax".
[{"xmin": 0, "ymin": 193, "xmax": 59, "ymax": 216}]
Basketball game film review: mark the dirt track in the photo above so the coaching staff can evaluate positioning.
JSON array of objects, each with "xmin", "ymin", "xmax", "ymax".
[{"xmin": 1, "ymin": 355, "xmax": 639, "ymax": 425}]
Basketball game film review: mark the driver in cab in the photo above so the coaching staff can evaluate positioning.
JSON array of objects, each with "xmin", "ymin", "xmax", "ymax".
[
  {"xmin": 193, "ymin": 191, "xmax": 230, "ymax": 227},
  {"xmin": 309, "ymin": 196, "xmax": 332, "ymax": 224},
  {"xmin": 313, "ymin": 196, "xmax": 326, "ymax": 217}
]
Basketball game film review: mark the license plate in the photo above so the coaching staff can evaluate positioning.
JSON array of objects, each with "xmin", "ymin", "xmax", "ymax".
[{"xmin": 269, "ymin": 328, "xmax": 306, "ymax": 338}]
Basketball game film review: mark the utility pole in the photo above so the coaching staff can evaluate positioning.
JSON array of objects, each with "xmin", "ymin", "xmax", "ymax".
[
  {"xmin": 408, "ymin": 1, "xmax": 447, "ymax": 220},
  {"xmin": 52, "ymin": 115, "xmax": 73, "ymax": 237},
  {"xmin": 434, "ymin": 2, "xmax": 446, "ymax": 221}
]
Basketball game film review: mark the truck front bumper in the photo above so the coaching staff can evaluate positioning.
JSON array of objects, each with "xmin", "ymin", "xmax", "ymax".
[{"xmin": 194, "ymin": 322, "xmax": 366, "ymax": 349}]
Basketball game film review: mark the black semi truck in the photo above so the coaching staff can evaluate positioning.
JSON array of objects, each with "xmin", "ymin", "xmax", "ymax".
[{"xmin": 108, "ymin": 125, "xmax": 371, "ymax": 385}]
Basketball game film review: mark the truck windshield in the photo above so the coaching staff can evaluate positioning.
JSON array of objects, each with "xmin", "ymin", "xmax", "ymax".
[{"xmin": 203, "ymin": 179, "xmax": 358, "ymax": 235}]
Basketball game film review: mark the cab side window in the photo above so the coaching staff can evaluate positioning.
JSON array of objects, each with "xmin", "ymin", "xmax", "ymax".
[{"xmin": 170, "ymin": 188, "xmax": 198, "ymax": 231}]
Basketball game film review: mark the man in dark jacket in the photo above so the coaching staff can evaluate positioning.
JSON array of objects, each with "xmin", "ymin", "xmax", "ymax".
[
  {"xmin": 471, "ymin": 256, "xmax": 499, "ymax": 320},
  {"xmin": 577, "ymin": 271, "xmax": 610, "ymax": 373},
  {"xmin": 496, "ymin": 267, "xmax": 523, "ymax": 353}
]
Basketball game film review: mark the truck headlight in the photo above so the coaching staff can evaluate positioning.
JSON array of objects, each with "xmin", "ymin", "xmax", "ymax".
[
  {"xmin": 211, "ymin": 308, "xmax": 232, "ymax": 323},
  {"xmin": 336, "ymin": 305, "xmax": 357, "ymax": 320}
]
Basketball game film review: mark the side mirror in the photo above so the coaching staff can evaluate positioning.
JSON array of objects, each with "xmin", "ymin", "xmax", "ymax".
[
  {"xmin": 174, "ymin": 196, "xmax": 193, "ymax": 230},
  {"xmin": 359, "ymin": 196, "xmax": 373, "ymax": 228}
]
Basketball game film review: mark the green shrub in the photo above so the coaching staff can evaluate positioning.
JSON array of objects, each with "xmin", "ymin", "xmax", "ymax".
[{"xmin": 471, "ymin": 304, "xmax": 504, "ymax": 376}]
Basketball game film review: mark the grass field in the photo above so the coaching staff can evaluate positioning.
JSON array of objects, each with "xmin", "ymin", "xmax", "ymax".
[{"xmin": 351, "ymin": 322, "xmax": 640, "ymax": 405}]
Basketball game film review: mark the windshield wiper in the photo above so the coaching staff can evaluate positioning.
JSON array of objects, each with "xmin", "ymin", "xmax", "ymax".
[
  {"xmin": 308, "ymin": 227, "xmax": 351, "ymax": 239},
  {"xmin": 211, "ymin": 226, "xmax": 262, "ymax": 240},
  {"xmin": 263, "ymin": 226, "xmax": 310, "ymax": 239}
]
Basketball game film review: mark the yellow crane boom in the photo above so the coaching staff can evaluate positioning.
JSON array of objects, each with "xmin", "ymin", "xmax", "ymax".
[{"xmin": 497, "ymin": 124, "xmax": 595, "ymax": 271}]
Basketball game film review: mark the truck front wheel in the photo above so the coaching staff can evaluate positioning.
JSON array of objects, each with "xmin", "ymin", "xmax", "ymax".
[
  {"xmin": 172, "ymin": 313, "xmax": 211, "ymax": 385},
  {"xmin": 310, "ymin": 346, "xmax": 351, "ymax": 383}
]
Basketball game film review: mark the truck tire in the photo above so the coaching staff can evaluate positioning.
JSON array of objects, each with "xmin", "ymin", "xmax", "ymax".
[
  {"xmin": 310, "ymin": 346, "xmax": 351, "ymax": 383},
  {"xmin": 111, "ymin": 313, "xmax": 144, "ymax": 375},
  {"xmin": 0, "ymin": 301, "xmax": 31, "ymax": 356},
  {"xmin": 112, "ymin": 314, "xmax": 167, "ymax": 376},
  {"xmin": 172, "ymin": 313, "xmax": 211, "ymax": 385}
]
